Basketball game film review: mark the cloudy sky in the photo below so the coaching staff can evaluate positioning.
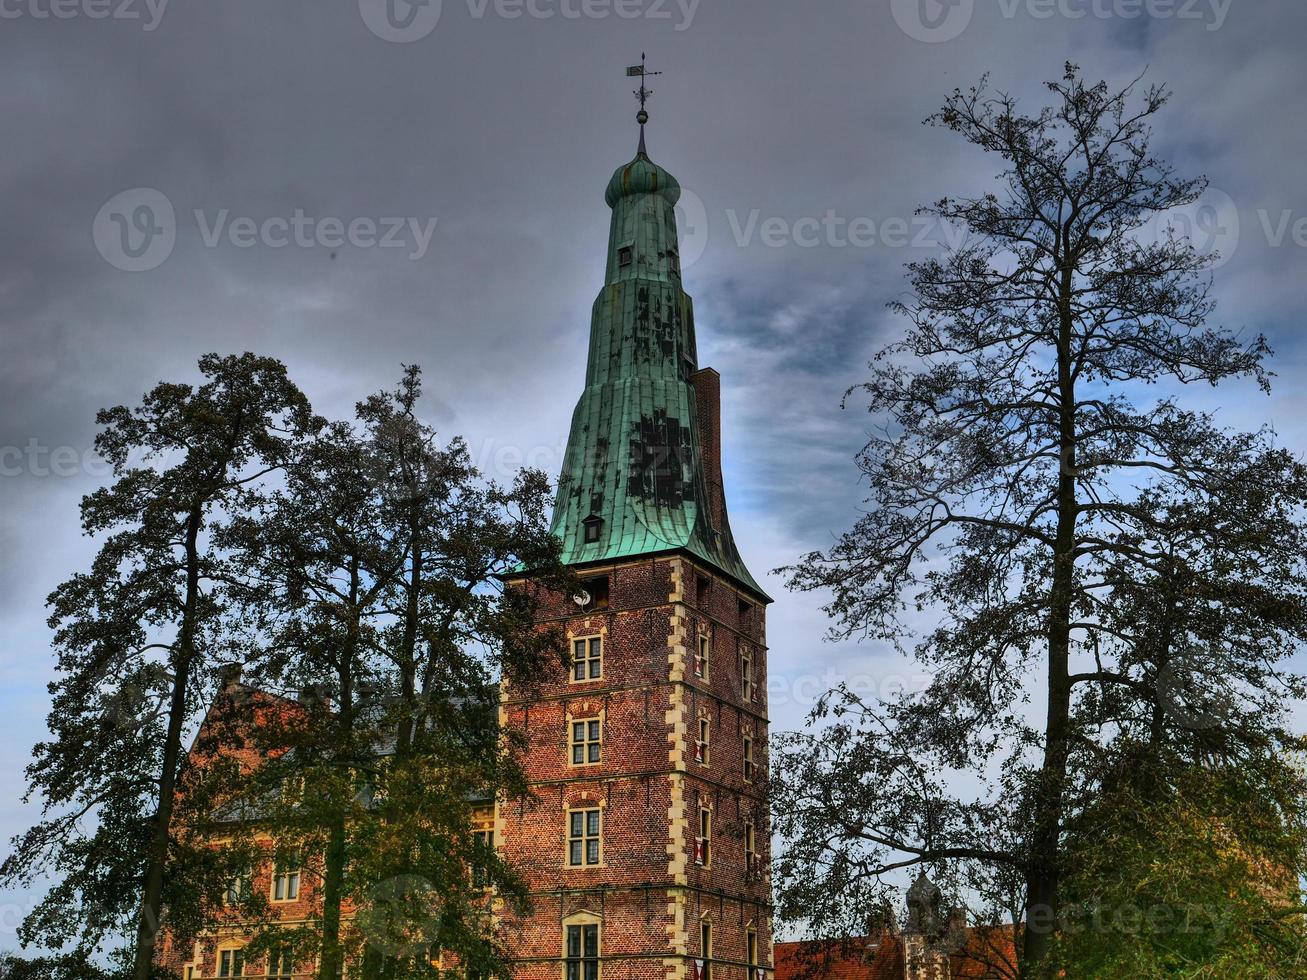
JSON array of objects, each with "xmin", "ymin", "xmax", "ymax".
[{"xmin": 2, "ymin": 0, "xmax": 1305, "ymax": 940}]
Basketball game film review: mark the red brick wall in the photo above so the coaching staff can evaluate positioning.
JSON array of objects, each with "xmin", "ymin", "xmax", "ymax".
[{"xmin": 502, "ymin": 555, "xmax": 773, "ymax": 980}]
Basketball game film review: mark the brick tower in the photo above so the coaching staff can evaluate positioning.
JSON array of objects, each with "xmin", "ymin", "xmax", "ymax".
[{"xmin": 499, "ymin": 106, "xmax": 773, "ymax": 980}]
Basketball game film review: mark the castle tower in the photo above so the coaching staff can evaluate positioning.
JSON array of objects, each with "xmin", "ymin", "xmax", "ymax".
[{"xmin": 500, "ymin": 104, "xmax": 773, "ymax": 980}]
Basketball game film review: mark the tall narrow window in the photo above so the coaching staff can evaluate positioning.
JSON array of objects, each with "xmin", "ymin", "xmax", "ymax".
[
  {"xmin": 571, "ymin": 718, "xmax": 602, "ymax": 766},
  {"xmin": 747, "ymin": 930, "xmax": 759, "ymax": 980},
  {"xmin": 699, "ymin": 922, "xmax": 713, "ymax": 980},
  {"xmin": 566, "ymin": 924, "xmax": 600, "ymax": 980},
  {"xmin": 617, "ymin": 246, "xmax": 633, "ymax": 267},
  {"xmin": 740, "ymin": 650, "xmax": 754, "ymax": 703},
  {"xmin": 745, "ymin": 820, "xmax": 757, "ymax": 872},
  {"xmin": 743, "ymin": 733, "xmax": 755, "ymax": 783},
  {"xmin": 472, "ymin": 827, "xmax": 495, "ymax": 888},
  {"xmin": 218, "ymin": 950, "xmax": 245, "ymax": 978},
  {"xmin": 269, "ymin": 949, "xmax": 294, "ymax": 980},
  {"xmin": 572, "ymin": 636, "xmax": 602, "ymax": 682},
  {"xmin": 225, "ymin": 864, "xmax": 251, "ymax": 905},
  {"xmin": 272, "ymin": 853, "xmax": 301, "ymax": 902},
  {"xmin": 695, "ymin": 808, "xmax": 711, "ymax": 866},
  {"xmin": 694, "ymin": 633, "xmax": 710, "ymax": 679},
  {"xmin": 694, "ymin": 717, "xmax": 710, "ymax": 766},
  {"xmin": 568, "ymin": 809, "xmax": 602, "ymax": 866}
]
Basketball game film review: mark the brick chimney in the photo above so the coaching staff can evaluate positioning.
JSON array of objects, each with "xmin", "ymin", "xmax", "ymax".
[{"xmin": 690, "ymin": 367, "xmax": 726, "ymax": 532}]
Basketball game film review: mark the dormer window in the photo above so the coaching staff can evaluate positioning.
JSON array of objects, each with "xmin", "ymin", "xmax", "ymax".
[
  {"xmin": 618, "ymin": 246, "xmax": 633, "ymax": 267},
  {"xmin": 583, "ymin": 515, "xmax": 603, "ymax": 544}
]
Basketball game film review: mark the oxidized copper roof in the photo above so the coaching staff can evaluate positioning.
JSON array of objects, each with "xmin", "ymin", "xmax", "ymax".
[{"xmin": 550, "ymin": 143, "xmax": 767, "ymax": 600}]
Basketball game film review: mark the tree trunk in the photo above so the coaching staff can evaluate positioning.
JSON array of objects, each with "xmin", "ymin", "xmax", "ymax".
[
  {"xmin": 1021, "ymin": 264, "xmax": 1078, "ymax": 977},
  {"xmin": 316, "ymin": 814, "xmax": 348, "ymax": 980},
  {"xmin": 131, "ymin": 507, "xmax": 202, "ymax": 980},
  {"xmin": 318, "ymin": 576, "xmax": 361, "ymax": 980}
]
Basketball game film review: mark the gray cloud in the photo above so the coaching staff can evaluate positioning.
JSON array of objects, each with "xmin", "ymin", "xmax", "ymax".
[{"xmin": 2, "ymin": 0, "xmax": 1306, "ymax": 937}]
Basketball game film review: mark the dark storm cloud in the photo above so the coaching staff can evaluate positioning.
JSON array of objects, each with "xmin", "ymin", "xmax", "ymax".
[{"xmin": 2, "ymin": 0, "xmax": 1306, "ymax": 932}]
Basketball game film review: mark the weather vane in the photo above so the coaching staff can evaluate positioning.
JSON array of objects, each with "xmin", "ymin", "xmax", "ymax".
[{"xmin": 626, "ymin": 53, "xmax": 662, "ymax": 148}]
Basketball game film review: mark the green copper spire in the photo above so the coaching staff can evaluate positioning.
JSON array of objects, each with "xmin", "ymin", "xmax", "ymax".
[{"xmin": 548, "ymin": 100, "xmax": 768, "ymax": 600}]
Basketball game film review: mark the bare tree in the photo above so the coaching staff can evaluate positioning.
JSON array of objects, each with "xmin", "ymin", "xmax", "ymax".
[{"xmin": 775, "ymin": 66, "xmax": 1307, "ymax": 977}]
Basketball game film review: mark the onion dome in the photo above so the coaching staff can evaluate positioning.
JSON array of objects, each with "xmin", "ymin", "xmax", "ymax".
[{"xmin": 604, "ymin": 131, "xmax": 681, "ymax": 209}]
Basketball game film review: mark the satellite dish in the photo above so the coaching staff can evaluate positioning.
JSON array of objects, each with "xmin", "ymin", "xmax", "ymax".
[{"xmin": 573, "ymin": 591, "xmax": 592, "ymax": 608}]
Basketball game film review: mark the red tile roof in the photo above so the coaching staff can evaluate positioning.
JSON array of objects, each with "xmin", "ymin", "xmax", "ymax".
[{"xmin": 775, "ymin": 926, "xmax": 1018, "ymax": 980}]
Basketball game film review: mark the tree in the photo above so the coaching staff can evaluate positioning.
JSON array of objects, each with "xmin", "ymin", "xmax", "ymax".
[
  {"xmin": 350, "ymin": 366, "xmax": 571, "ymax": 980},
  {"xmin": 0, "ymin": 354, "xmax": 315, "ymax": 978},
  {"xmin": 215, "ymin": 367, "xmax": 570, "ymax": 980},
  {"xmin": 775, "ymin": 66, "xmax": 1307, "ymax": 976},
  {"xmin": 1051, "ymin": 750, "xmax": 1307, "ymax": 977}
]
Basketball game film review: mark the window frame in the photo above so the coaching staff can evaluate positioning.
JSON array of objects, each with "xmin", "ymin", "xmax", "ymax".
[
  {"xmin": 694, "ymin": 632, "xmax": 710, "ymax": 680},
  {"xmin": 699, "ymin": 921, "xmax": 713, "ymax": 980},
  {"xmin": 743, "ymin": 732, "xmax": 755, "ymax": 783},
  {"xmin": 570, "ymin": 635, "xmax": 603, "ymax": 683},
  {"xmin": 695, "ymin": 807, "xmax": 711, "ymax": 867},
  {"xmin": 567, "ymin": 807, "xmax": 603, "ymax": 867},
  {"xmin": 564, "ymin": 920, "xmax": 601, "ymax": 980},
  {"xmin": 617, "ymin": 245, "xmax": 634, "ymax": 267},
  {"xmin": 745, "ymin": 819, "xmax": 757, "ymax": 873},
  {"xmin": 747, "ymin": 929, "xmax": 760, "ymax": 980},
  {"xmin": 271, "ymin": 852, "xmax": 302, "ymax": 903},
  {"xmin": 694, "ymin": 716, "xmax": 710, "ymax": 766},
  {"xmin": 740, "ymin": 649, "xmax": 754, "ymax": 703},
  {"xmin": 268, "ymin": 948, "xmax": 295, "ymax": 980},
  {"xmin": 217, "ymin": 948, "xmax": 246, "ymax": 978},
  {"xmin": 472, "ymin": 826, "xmax": 495, "ymax": 888},
  {"xmin": 224, "ymin": 864, "xmax": 252, "ymax": 906},
  {"xmin": 569, "ymin": 717, "xmax": 603, "ymax": 767}
]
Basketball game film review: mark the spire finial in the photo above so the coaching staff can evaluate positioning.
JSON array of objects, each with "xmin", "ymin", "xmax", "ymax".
[{"xmin": 625, "ymin": 53, "xmax": 661, "ymax": 156}]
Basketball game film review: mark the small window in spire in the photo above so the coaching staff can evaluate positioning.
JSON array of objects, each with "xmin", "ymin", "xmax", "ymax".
[
  {"xmin": 618, "ymin": 246, "xmax": 633, "ymax": 267},
  {"xmin": 668, "ymin": 250, "xmax": 680, "ymax": 275},
  {"xmin": 583, "ymin": 515, "xmax": 604, "ymax": 544}
]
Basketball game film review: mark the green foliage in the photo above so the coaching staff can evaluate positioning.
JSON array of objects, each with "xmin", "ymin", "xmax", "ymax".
[
  {"xmin": 4, "ymin": 357, "xmax": 569, "ymax": 980},
  {"xmin": 1052, "ymin": 751, "xmax": 1307, "ymax": 977},
  {"xmin": 208, "ymin": 366, "xmax": 572, "ymax": 980}
]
